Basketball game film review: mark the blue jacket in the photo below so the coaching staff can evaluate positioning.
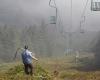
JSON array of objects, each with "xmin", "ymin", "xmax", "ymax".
[{"xmin": 21, "ymin": 49, "xmax": 33, "ymax": 64}]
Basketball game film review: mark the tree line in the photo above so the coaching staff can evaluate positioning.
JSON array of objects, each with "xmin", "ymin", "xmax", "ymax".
[{"xmin": 0, "ymin": 21, "xmax": 58, "ymax": 62}]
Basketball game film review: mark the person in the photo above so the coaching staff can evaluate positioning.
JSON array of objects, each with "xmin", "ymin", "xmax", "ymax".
[{"xmin": 21, "ymin": 45, "xmax": 38, "ymax": 75}]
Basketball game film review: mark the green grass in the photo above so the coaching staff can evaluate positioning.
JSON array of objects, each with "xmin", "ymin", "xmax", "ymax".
[
  {"xmin": 0, "ymin": 54, "xmax": 100, "ymax": 80},
  {"xmin": 0, "ymin": 63, "xmax": 52, "ymax": 80}
]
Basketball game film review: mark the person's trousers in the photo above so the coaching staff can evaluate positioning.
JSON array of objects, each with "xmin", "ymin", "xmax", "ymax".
[{"xmin": 24, "ymin": 63, "xmax": 33, "ymax": 75}]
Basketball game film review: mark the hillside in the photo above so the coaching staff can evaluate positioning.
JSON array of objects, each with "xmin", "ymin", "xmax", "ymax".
[
  {"xmin": 1, "ymin": 54, "xmax": 100, "ymax": 80},
  {"xmin": 0, "ymin": 25, "xmax": 99, "ymax": 62}
]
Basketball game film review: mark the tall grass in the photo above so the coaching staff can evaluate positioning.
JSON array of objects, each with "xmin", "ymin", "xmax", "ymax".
[{"xmin": 1, "ymin": 55, "xmax": 100, "ymax": 80}]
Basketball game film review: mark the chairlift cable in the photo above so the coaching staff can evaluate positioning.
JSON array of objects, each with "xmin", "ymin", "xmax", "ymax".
[
  {"xmin": 79, "ymin": 0, "xmax": 89, "ymax": 33},
  {"xmin": 53, "ymin": 0, "xmax": 64, "ymax": 33},
  {"xmin": 53, "ymin": 0, "xmax": 57, "ymax": 7},
  {"xmin": 70, "ymin": 0, "xmax": 73, "ymax": 32},
  {"xmin": 58, "ymin": 11, "xmax": 64, "ymax": 33},
  {"xmin": 81, "ymin": 0, "xmax": 89, "ymax": 18},
  {"xmin": 57, "ymin": 10, "xmax": 65, "ymax": 35},
  {"xmin": 53, "ymin": 0, "xmax": 58, "ymax": 21}
]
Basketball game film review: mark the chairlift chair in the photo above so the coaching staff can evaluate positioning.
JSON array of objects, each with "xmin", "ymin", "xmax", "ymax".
[
  {"xmin": 80, "ymin": 29, "xmax": 85, "ymax": 34},
  {"xmin": 50, "ymin": 16, "xmax": 56, "ymax": 24},
  {"xmin": 91, "ymin": 0, "xmax": 100, "ymax": 11}
]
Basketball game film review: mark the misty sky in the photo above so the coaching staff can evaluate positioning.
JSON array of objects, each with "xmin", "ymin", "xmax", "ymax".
[{"xmin": 0, "ymin": 0, "xmax": 100, "ymax": 31}]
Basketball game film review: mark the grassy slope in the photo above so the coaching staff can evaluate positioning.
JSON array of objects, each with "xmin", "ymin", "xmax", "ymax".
[{"xmin": 0, "ymin": 54, "xmax": 100, "ymax": 80}]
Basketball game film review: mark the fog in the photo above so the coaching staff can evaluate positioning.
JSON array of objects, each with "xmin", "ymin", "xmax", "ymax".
[
  {"xmin": 0, "ymin": 0, "xmax": 100, "ymax": 31},
  {"xmin": 0, "ymin": 0, "xmax": 100, "ymax": 67}
]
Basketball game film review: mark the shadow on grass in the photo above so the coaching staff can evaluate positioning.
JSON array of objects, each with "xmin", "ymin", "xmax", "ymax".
[{"xmin": 70, "ymin": 57, "xmax": 100, "ymax": 72}]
